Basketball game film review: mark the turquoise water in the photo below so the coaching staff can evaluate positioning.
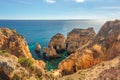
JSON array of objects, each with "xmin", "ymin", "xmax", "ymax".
[{"xmin": 0, "ymin": 20, "xmax": 104, "ymax": 70}]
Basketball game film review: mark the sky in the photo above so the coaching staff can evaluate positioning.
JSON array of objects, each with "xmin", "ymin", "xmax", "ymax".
[{"xmin": 0, "ymin": 0, "xmax": 120, "ymax": 20}]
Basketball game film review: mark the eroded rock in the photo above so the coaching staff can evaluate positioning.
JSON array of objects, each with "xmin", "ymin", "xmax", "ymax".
[
  {"xmin": 48, "ymin": 33, "xmax": 66, "ymax": 53},
  {"xmin": 43, "ymin": 47, "xmax": 61, "ymax": 59},
  {"xmin": 0, "ymin": 28, "xmax": 33, "ymax": 59},
  {"xmin": 58, "ymin": 20, "xmax": 120, "ymax": 75},
  {"xmin": 66, "ymin": 27, "xmax": 96, "ymax": 54},
  {"xmin": 35, "ymin": 43, "xmax": 41, "ymax": 53}
]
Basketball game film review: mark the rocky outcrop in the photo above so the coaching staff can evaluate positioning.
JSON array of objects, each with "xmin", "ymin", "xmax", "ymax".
[
  {"xmin": 58, "ymin": 54, "xmax": 76, "ymax": 75},
  {"xmin": 0, "ymin": 28, "xmax": 33, "ymax": 59},
  {"xmin": 48, "ymin": 33, "xmax": 66, "ymax": 53},
  {"xmin": 66, "ymin": 27, "xmax": 96, "ymax": 54},
  {"xmin": 0, "ymin": 27, "xmax": 45, "ymax": 67},
  {"xmin": 35, "ymin": 43, "xmax": 41, "ymax": 53},
  {"xmin": 0, "ymin": 27, "xmax": 47, "ymax": 79},
  {"xmin": 58, "ymin": 56, "xmax": 120, "ymax": 80},
  {"xmin": 58, "ymin": 20, "xmax": 120, "ymax": 75},
  {"xmin": 43, "ymin": 47, "xmax": 61, "ymax": 59},
  {"xmin": 0, "ymin": 50, "xmax": 47, "ymax": 80}
]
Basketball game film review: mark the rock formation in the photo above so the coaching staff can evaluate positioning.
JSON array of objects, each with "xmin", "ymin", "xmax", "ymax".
[
  {"xmin": 35, "ymin": 42, "xmax": 41, "ymax": 53},
  {"xmin": 58, "ymin": 20, "xmax": 120, "ymax": 75},
  {"xmin": 0, "ymin": 28, "xmax": 33, "ymax": 59},
  {"xmin": 66, "ymin": 27, "xmax": 96, "ymax": 54},
  {"xmin": 0, "ymin": 50, "xmax": 50, "ymax": 80},
  {"xmin": 58, "ymin": 54, "xmax": 76, "ymax": 75},
  {"xmin": 48, "ymin": 33, "xmax": 66, "ymax": 53},
  {"xmin": 0, "ymin": 27, "xmax": 47, "ymax": 80},
  {"xmin": 58, "ymin": 56, "xmax": 120, "ymax": 80},
  {"xmin": 43, "ymin": 47, "xmax": 61, "ymax": 59}
]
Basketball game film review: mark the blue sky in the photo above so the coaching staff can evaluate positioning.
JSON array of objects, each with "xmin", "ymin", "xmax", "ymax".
[{"xmin": 0, "ymin": 0, "xmax": 120, "ymax": 20}]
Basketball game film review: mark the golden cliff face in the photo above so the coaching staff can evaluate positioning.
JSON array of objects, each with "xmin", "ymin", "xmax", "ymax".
[
  {"xmin": 58, "ymin": 20, "xmax": 120, "ymax": 75},
  {"xmin": 0, "ymin": 27, "xmax": 45, "ymax": 69},
  {"xmin": 0, "ymin": 28, "xmax": 32, "ymax": 59}
]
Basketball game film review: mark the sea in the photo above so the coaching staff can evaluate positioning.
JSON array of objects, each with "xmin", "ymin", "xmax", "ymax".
[{"xmin": 0, "ymin": 20, "xmax": 105, "ymax": 70}]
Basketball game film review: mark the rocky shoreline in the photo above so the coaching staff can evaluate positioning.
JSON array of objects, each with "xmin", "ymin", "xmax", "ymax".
[{"xmin": 0, "ymin": 20, "xmax": 120, "ymax": 80}]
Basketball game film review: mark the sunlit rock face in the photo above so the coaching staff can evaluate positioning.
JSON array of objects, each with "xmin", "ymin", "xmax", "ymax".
[
  {"xmin": 58, "ymin": 20, "xmax": 120, "ymax": 75},
  {"xmin": 43, "ymin": 47, "xmax": 61, "ymax": 59},
  {"xmin": 35, "ymin": 43, "xmax": 41, "ymax": 53},
  {"xmin": 48, "ymin": 33, "xmax": 66, "ymax": 53},
  {"xmin": 0, "ymin": 27, "xmax": 46, "ymax": 71},
  {"xmin": 0, "ymin": 28, "xmax": 33, "ymax": 59},
  {"xmin": 58, "ymin": 56, "xmax": 120, "ymax": 80},
  {"xmin": 66, "ymin": 27, "xmax": 96, "ymax": 54},
  {"xmin": 75, "ymin": 20, "xmax": 120, "ymax": 71}
]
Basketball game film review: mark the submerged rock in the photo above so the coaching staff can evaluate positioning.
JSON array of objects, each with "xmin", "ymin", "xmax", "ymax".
[
  {"xmin": 48, "ymin": 33, "xmax": 66, "ymax": 53},
  {"xmin": 66, "ymin": 27, "xmax": 96, "ymax": 54},
  {"xmin": 35, "ymin": 42, "xmax": 41, "ymax": 53}
]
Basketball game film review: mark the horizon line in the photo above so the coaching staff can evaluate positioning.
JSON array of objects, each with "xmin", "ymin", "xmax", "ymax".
[{"xmin": 0, "ymin": 19, "xmax": 98, "ymax": 21}]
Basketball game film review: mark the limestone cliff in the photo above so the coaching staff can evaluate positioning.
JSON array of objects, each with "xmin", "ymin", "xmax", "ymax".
[
  {"xmin": 0, "ymin": 27, "xmax": 47, "ymax": 80},
  {"xmin": 58, "ymin": 20, "xmax": 120, "ymax": 75},
  {"xmin": 48, "ymin": 33, "xmax": 66, "ymax": 53},
  {"xmin": 0, "ymin": 28, "xmax": 32, "ymax": 59},
  {"xmin": 59, "ymin": 56, "xmax": 120, "ymax": 80},
  {"xmin": 66, "ymin": 27, "xmax": 96, "ymax": 54}
]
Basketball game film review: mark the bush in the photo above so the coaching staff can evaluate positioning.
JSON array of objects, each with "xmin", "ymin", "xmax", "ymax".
[
  {"xmin": 18, "ymin": 57, "xmax": 34, "ymax": 67},
  {"xmin": 0, "ymin": 50, "xmax": 9, "ymax": 56}
]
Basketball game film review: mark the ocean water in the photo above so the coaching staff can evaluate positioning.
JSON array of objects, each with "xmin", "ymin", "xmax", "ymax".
[{"xmin": 0, "ymin": 20, "xmax": 104, "ymax": 70}]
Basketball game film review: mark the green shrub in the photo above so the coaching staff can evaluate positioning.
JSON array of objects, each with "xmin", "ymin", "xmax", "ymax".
[
  {"xmin": 18, "ymin": 57, "xmax": 34, "ymax": 67},
  {"xmin": 0, "ymin": 50, "xmax": 9, "ymax": 56},
  {"xmin": 35, "ymin": 76, "xmax": 42, "ymax": 80}
]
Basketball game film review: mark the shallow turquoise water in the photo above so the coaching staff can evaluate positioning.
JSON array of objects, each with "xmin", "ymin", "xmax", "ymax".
[{"xmin": 45, "ymin": 51, "xmax": 67, "ymax": 71}]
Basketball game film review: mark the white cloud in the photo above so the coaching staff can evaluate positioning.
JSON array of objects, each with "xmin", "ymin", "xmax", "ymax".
[
  {"xmin": 45, "ymin": 0, "xmax": 56, "ymax": 3},
  {"xmin": 74, "ymin": 0, "xmax": 85, "ymax": 3}
]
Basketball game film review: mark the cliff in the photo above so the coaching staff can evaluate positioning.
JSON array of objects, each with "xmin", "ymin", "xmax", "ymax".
[
  {"xmin": 0, "ymin": 27, "xmax": 47, "ymax": 80},
  {"xmin": 0, "ymin": 28, "xmax": 32, "ymax": 59},
  {"xmin": 58, "ymin": 20, "xmax": 120, "ymax": 75},
  {"xmin": 48, "ymin": 33, "xmax": 66, "ymax": 53},
  {"xmin": 59, "ymin": 56, "xmax": 120, "ymax": 80},
  {"xmin": 66, "ymin": 27, "xmax": 96, "ymax": 54}
]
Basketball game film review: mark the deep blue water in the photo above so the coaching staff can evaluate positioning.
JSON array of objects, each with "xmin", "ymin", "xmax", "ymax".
[{"xmin": 0, "ymin": 20, "xmax": 104, "ymax": 70}]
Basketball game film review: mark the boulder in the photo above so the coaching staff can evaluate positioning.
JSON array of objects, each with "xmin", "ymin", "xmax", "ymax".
[
  {"xmin": 35, "ymin": 43, "xmax": 41, "ymax": 53},
  {"xmin": 66, "ymin": 27, "xmax": 96, "ymax": 54},
  {"xmin": 48, "ymin": 33, "xmax": 66, "ymax": 53},
  {"xmin": 43, "ymin": 47, "xmax": 61, "ymax": 59}
]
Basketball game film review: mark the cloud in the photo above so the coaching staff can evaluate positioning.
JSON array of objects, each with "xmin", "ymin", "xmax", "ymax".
[
  {"xmin": 45, "ymin": 0, "xmax": 56, "ymax": 3},
  {"xmin": 74, "ymin": 0, "xmax": 85, "ymax": 3}
]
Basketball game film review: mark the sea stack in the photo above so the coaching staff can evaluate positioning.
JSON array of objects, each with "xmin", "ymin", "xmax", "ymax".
[
  {"xmin": 48, "ymin": 33, "xmax": 66, "ymax": 53},
  {"xmin": 35, "ymin": 42, "xmax": 41, "ymax": 53}
]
